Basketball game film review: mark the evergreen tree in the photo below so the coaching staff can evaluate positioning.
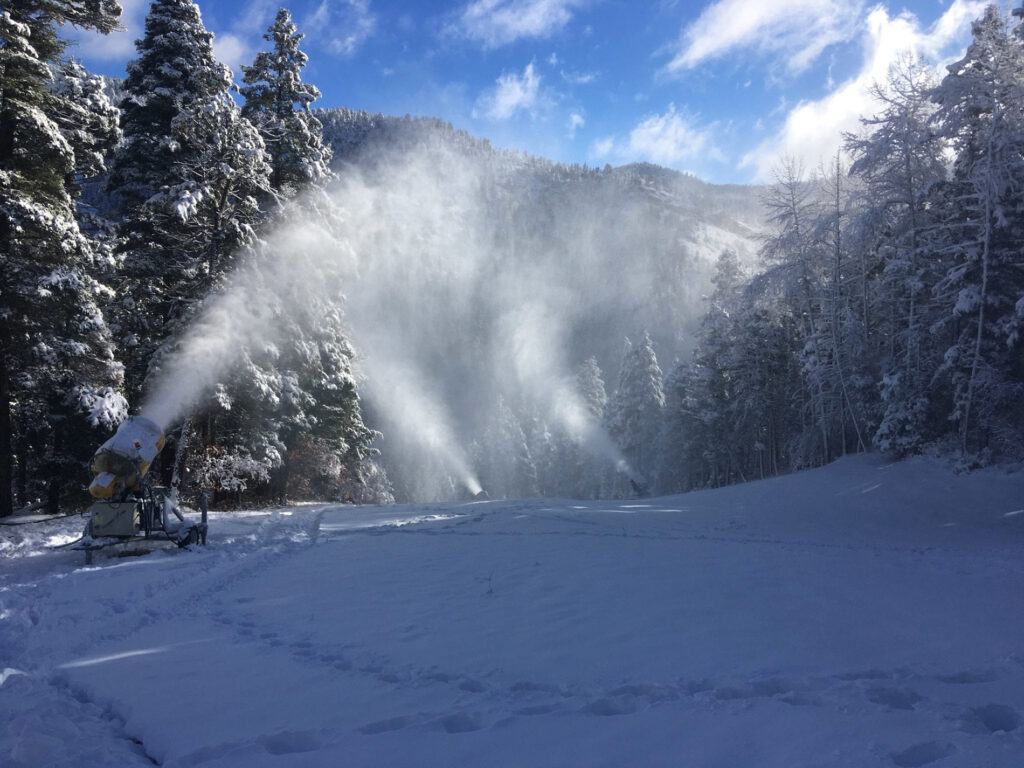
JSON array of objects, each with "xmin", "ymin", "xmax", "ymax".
[
  {"xmin": 845, "ymin": 56, "xmax": 947, "ymax": 456},
  {"xmin": 811, "ymin": 154, "xmax": 870, "ymax": 457},
  {"xmin": 49, "ymin": 58, "xmax": 121, "ymax": 199},
  {"xmin": 0, "ymin": 1, "xmax": 125, "ymax": 515},
  {"xmin": 607, "ymin": 332, "xmax": 664, "ymax": 491},
  {"xmin": 106, "ymin": 0, "xmax": 275, "ymax": 497},
  {"xmin": 929, "ymin": 4, "xmax": 1024, "ymax": 457},
  {"xmin": 480, "ymin": 395, "xmax": 538, "ymax": 499},
  {"xmin": 241, "ymin": 7, "xmax": 331, "ymax": 200},
  {"xmin": 658, "ymin": 359, "xmax": 697, "ymax": 492},
  {"xmin": 571, "ymin": 357, "xmax": 609, "ymax": 498},
  {"xmin": 107, "ymin": 0, "xmax": 270, "ymax": 405},
  {"xmin": 271, "ymin": 296, "xmax": 378, "ymax": 503}
]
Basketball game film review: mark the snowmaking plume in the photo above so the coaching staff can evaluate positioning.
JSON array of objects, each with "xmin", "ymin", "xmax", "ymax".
[
  {"xmin": 356, "ymin": 348, "xmax": 482, "ymax": 496},
  {"xmin": 138, "ymin": 129, "xmax": 730, "ymax": 499},
  {"xmin": 140, "ymin": 221, "xmax": 348, "ymax": 431},
  {"xmin": 501, "ymin": 299, "xmax": 634, "ymax": 478}
]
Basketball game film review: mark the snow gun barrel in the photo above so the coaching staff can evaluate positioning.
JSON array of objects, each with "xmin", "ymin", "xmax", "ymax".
[{"xmin": 88, "ymin": 416, "xmax": 167, "ymax": 501}]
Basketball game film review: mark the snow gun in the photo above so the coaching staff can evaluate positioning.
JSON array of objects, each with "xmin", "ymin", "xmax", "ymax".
[
  {"xmin": 75, "ymin": 416, "xmax": 207, "ymax": 563},
  {"xmin": 89, "ymin": 415, "xmax": 166, "ymax": 501}
]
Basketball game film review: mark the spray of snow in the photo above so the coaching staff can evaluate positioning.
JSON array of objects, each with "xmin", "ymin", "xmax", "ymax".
[
  {"xmin": 357, "ymin": 352, "xmax": 482, "ymax": 497},
  {"xmin": 138, "ymin": 136, "xmax": 724, "ymax": 499},
  {"xmin": 140, "ymin": 222, "xmax": 345, "ymax": 431},
  {"xmin": 503, "ymin": 299, "xmax": 634, "ymax": 476}
]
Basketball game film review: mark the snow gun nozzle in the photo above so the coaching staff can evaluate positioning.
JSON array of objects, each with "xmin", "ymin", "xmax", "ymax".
[{"xmin": 473, "ymin": 490, "xmax": 490, "ymax": 501}]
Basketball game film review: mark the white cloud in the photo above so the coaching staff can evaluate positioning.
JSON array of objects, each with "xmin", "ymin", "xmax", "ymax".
[
  {"xmin": 665, "ymin": 0, "xmax": 864, "ymax": 76},
  {"xmin": 568, "ymin": 112, "xmax": 585, "ymax": 138},
  {"xmin": 740, "ymin": 0, "xmax": 986, "ymax": 181},
  {"xmin": 561, "ymin": 69, "xmax": 597, "ymax": 85},
  {"xmin": 209, "ymin": 0, "xmax": 275, "ymax": 75},
  {"xmin": 64, "ymin": 0, "xmax": 148, "ymax": 61},
  {"xmin": 590, "ymin": 105, "xmax": 721, "ymax": 168},
  {"xmin": 454, "ymin": 0, "xmax": 591, "ymax": 48},
  {"xmin": 474, "ymin": 62, "xmax": 544, "ymax": 120},
  {"xmin": 591, "ymin": 136, "xmax": 615, "ymax": 158},
  {"xmin": 212, "ymin": 33, "xmax": 250, "ymax": 72},
  {"xmin": 304, "ymin": 0, "xmax": 377, "ymax": 57}
]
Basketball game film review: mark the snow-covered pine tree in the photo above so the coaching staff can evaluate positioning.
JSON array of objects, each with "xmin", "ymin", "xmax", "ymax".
[
  {"xmin": 241, "ymin": 7, "xmax": 331, "ymax": 200},
  {"xmin": 571, "ymin": 357, "xmax": 609, "ymax": 498},
  {"xmin": 0, "ymin": 1, "xmax": 126, "ymax": 515},
  {"xmin": 107, "ymin": 0, "xmax": 270, "ymax": 404},
  {"xmin": 49, "ymin": 58, "xmax": 121, "ymax": 200},
  {"xmin": 845, "ymin": 56, "xmax": 947, "ymax": 456},
  {"xmin": 727, "ymin": 294, "xmax": 801, "ymax": 479},
  {"xmin": 658, "ymin": 359, "xmax": 696, "ymax": 492},
  {"xmin": 107, "ymin": 0, "xmax": 277, "ymax": 496},
  {"xmin": 607, "ymin": 332, "xmax": 665, "ymax": 493},
  {"xmin": 811, "ymin": 154, "xmax": 869, "ymax": 456},
  {"xmin": 237, "ymin": 10, "xmax": 383, "ymax": 502},
  {"xmin": 760, "ymin": 159, "xmax": 843, "ymax": 466},
  {"xmin": 929, "ymin": 4, "xmax": 1024, "ymax": 458},
  {"xmin": 667, "ymin": 252, "xmax": 741, "ymax": 489},
  {"xmin": 270, "ymin": 296, "xmax": 379, "ymax": 503},
  {"xmin": 480, "ymin": 395, "xmax": 538, "ymax": 499}
]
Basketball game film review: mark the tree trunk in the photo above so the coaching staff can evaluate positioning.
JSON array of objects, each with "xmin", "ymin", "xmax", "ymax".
[
  {"xmin": 171, "ymin": 416, "xmax": 194, "ymax": 492},
  {"xmin": 961, "ymin": 106, "xmax": 998, "ymax": 454},
  {"xmin": 0, "ymin": 332, "xmax": 12, "ymax": 517}
]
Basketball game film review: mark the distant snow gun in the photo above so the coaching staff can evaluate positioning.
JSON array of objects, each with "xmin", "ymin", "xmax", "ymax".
[{"xmin": 74, "ymin": 416, "xmax": 208, "ymax": 563}]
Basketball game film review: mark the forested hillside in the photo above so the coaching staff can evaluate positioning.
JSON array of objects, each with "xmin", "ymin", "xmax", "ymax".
[{"xmin": 2, "ymin": 0, "xmax": 1023, "ymax": 513}]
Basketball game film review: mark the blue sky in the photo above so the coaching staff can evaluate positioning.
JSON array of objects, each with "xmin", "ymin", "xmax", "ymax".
[{"xmin": 68, "ymin": 0, "xmax": 991, "ymax": 184}]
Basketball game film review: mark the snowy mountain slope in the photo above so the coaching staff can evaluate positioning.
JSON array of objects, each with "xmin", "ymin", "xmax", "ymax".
[
  {"xmin": 318, "ymin": 110, "xmax": 766, "ymax": 265},
  {"xmin": 318, "ymin": 107, "xmax": 766, "ymax": 372},
  {"xmin": 2, "ymin": 454, "xmax": 1023, "ymax": 767}
]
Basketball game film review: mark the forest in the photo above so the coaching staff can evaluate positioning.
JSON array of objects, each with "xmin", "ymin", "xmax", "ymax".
[{"xmin": 2, "ymin": 0, "xmax": 1023, "ymax": 514}]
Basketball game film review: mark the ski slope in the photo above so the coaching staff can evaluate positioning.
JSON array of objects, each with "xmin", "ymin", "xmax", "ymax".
[{"xmin": 3, "ymin": 454, "xmax": 1024, "ymax": 767}]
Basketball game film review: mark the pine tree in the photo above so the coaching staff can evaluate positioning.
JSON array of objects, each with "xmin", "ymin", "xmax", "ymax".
[
  {"xmin": 571, "ymin": 357, "xmax": 608, "ymax": 498},
  {"xmin": 241, "ymin": 7, "xmax": 331, "ymax": 200},
  {"xmin": 0, "ymin": 1, "xmax": 125, "ymax": 515},
  {"xmin": 607, "ymin": 332, "xmax": 665, "ymax": 491},
  {"xmin": 845, "ymin": 56, "xmax": 947, "ymax": 456},
  {"xmin": 49, "ymin": 58, "xmax": 121, "ymax": 198},
  {"xmin": 812, "ymin": 154, "xmax": 869, "ymax": 456},
  {"xmin": 929, "ymin": 4, "xmax": 1024, "ymax": 457},
  {"xmin": 480, "ymin": 395, "xmax": 538, "ymax": 499},
  {"xmin": 271, "ymin": 296, "xmax": 378, "ymax": 503},
  {"xmin": 107, "ymin": 0, "xmax": 270, "ymax": 405},
  {"xmin": 677, "ymin": 252, "xmax": 743, "ymax": 487}
]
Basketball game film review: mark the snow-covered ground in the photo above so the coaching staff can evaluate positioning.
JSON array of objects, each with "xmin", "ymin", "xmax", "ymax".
[{"xmin": 3, "ymin": 454, "xmax": 1023, "ymax": 767}]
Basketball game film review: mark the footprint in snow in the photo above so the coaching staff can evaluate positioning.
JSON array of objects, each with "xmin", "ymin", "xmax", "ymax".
[
  {"xmin": 935, "ymin": 669, "xmax": 997, "ymax": 685},
  {"xmin": 514, "ymin": 703, "xmax": 561, "ymax": 716},
  {"xmin": 608, "ymin": 682, "xmax": 679, "ymax": 702},
  {"xmin": 713, "ymin": 678, "xmax": 793, "ymax": 701},
  {"xmin": 510, "ymin": 680, "xmax": 562, "ymax": 696},
  {"xmin": 836, "ymin": 669, "xmax": 892, "ymax": 682},
  {"xmin": 583, "ymin": 695, "xmax": 638, "ymax": 716},
  {"xmin": 359, "ymin": 714, "xmax": 422, "ymax": 735},
  {"xmin": 679, "ymin": 678, "xmax": 714, "ymax": 695},
  {"xmin": 866, "ymin": 687, "xmax": 922, "ymax": 711},
  {"xmin": 458, "ymin": 678, "xmax": 486, "ymax": 693},
  {"xmin": 891, "ymin": 740, "xmax": 956, "ymax": 767},
  {"xmin": 257, "ymin": 730, "xmax": 322, "ymax": 755},
  {"xmin": 436, "ymin": 712, "xmax": 485, "ymax": 733},
  {"xmin": 961, "ymin": 703, "xmax": 1020, "ymax": 734}
]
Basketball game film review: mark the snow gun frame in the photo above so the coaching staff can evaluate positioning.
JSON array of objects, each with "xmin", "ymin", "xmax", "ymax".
[{"xmin": 73, "ymin": 416, "xmax": 208, "ymax": 564}]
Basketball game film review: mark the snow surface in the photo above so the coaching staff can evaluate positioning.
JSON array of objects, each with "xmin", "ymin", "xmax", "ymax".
[{"xmin": 2, "ymin": 454, "xmax": 1024, "ymax": 767}]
